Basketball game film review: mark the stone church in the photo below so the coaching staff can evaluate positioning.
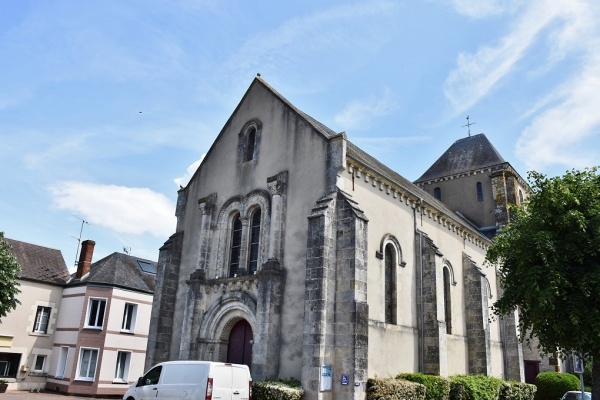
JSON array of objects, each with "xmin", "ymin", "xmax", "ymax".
[{"xmin": 145, "ymin": 76, "xmax": 528, "ymax": 400}]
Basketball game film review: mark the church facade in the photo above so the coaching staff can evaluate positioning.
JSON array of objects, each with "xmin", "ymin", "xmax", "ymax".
[{"xmin": 145, "ymin": 77, "xmax": 525, "ymax": 400}]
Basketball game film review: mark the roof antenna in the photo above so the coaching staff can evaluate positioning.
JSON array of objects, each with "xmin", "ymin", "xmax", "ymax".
[
  {"xmin": 72, "ymin": 216, "xmax": 89, "ymax": 268},
  {"xmin": 462, "ymin": 115, "xmax": 476, "ymax": 137}
]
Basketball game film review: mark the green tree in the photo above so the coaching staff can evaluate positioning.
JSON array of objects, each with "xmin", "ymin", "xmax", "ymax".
[
  {"xmin": 0, "ymin": 232, "xmax": 21, "ymax": 322},
  {"xmin": 486, "ymin": 168, "xmax": 600, "ymax": 399}
]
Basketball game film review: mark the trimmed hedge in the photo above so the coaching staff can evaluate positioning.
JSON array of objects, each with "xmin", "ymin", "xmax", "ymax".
[
  {"xmin": 534, "ymin": 372, "xmax": 580, "ymax": 400},
  {"xmin": 367, "ymin": 377, "xmax": 427, "ymax": 400},
  {"xmin": 449, "ymin": 375, "xmax": 504, "ymax": 400},
  {"xmin": 252, "ymin": 380, "xmax": 303, "ymax": 400},
  {"xmin": 500, "ymin": 381, "xmax": 537, "ymax": 400},
  {"xmin": 398, "ymin": 373, "xmax": 451, "ymax": 400}
]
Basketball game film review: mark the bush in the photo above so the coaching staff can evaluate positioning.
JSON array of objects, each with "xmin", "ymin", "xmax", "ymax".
[
  {"xmin": 534, "ymin": 372, "xmax": 580, "ymax": 400},
  {"xmin": 253, "ymin": 379, "xmax": 303, "ymax": 400},
  {"xmin": 398, "ymin": 373, "xmax": 450, "ymax": 400},
  {"xmin": 449, "ymin": 375, "xmax": 503, "ymax": 400},
  {"xmin": 367, "ymin": 377, "xmax": 426, "ymax": 400},
  {"xmin": 500, "ymin": 381, "xmax": 537, "ymax": 400}
]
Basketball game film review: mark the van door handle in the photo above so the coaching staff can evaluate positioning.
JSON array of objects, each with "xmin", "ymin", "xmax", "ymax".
[
  {"xmin": 233, "ymin": 391, "xmax": 240, "ymax": 395},
  {"xmin": 153, "ymin": 387, "xmax": 158, "ymax": 390}
]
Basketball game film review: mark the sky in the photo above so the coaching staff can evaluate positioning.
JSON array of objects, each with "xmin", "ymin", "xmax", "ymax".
[{"xmin": 2, "ymin": 0, "xmax": 600, "ymax": 271}]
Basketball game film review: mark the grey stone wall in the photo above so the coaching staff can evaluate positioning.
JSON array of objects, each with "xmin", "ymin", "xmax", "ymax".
[
  {"xmin": 252, "ymin": 259, "xmax": 285, "ymax": 380},
  {"xmin": 302, "ymin": 190, "xmax": 369, "ymax": 400},
  {"xmin": 145, "ymin": 231, "xmax": 184, "ymax": 371},
  {"xmin": 463, "ymin": 253, "xmax": 492, "ymax": 375},
  {"xmin": 501, "ymin": 310, "xmax": 524, "ymax": 381},
  {"xmin": 415, "ymin": 232, "xmax": 446, "ymax": 375}
]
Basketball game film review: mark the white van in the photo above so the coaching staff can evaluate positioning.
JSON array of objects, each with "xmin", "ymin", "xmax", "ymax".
[{"xmin": 123, "ymin": 361, "xmax": 252, "ymax": 400}]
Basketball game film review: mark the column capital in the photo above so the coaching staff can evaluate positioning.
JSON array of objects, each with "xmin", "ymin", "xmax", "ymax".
[
  {"xmin": 267, "ymin": 171, "xmax": 288, "ymax": 195},
  {"xmin": 198, "ymin": 193, "xmax": 217, "ymax": 215}
]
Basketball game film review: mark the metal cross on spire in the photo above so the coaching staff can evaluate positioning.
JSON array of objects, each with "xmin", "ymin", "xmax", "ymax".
[{"xmin": 462, "ymin": 115, "xmax": 476, "ymax": 137}]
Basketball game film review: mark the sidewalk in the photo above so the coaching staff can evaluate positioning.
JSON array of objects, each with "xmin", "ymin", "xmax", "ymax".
[{"xmin": 1, "ymin": 391, "xmax": 120, "ymax": 399}]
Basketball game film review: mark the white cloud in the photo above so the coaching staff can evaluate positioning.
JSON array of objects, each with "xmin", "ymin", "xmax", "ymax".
[
  {"xmin": 49, "ymin": 181, "xmax": 176, "ymax": 237},
  {"xmin": 174, "ymin": 155, "xmax": 205, "ymax": 188},
  {"xmin": 224, "ymin": 0, "xmax": 399, "ymax": 82},
  {"xmin": 334, "ymin": 89, "xmax": 399, "ymax": 130},
  {"xmin": 516, "ymin": 52, "xmax": 600, "ymax": 170},
  {"xmin": 443, "ymin": 0, "xmax": 600, "ymax": 172},
  {"xmin": 443, "ymin": 1, "xmax": 564, "ymax": 114},
  {"xmin": 443, "ymin": 0, "xmax": 520, "ymax": 18}
]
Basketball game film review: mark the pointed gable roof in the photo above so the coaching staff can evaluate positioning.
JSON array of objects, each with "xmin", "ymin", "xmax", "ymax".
[
  {"xmin": 252, "ymin": 76, "xmax": 338, "ymax": 139},
  {"xmin": 5, "ymin": 238, "xmax": 70, "ymax": 285},
  {"xmin": 415, "ymin": 133, "xmax": 506, "ymax": 183},
  {"xmin": 70, "ymin": 252, "xmax": 156, "ymax": 294}
]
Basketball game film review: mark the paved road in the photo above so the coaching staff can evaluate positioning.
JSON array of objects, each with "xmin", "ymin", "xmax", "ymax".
[{"xmin": 1, "ymin": 391, "xmax": 120, "ymax": 399}]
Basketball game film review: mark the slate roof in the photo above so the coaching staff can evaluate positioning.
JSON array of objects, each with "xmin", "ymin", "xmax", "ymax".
[
  {"xmin": 5, "ymin": 238, "xmax": 70, "ymax": 285},
  {"xmin": 414, "ymin": 133, "xmax": 506, "ymax": 183},
  {"xmin": 70, "ymin": 252, "xmax": 156, "ymax": 294},
  {"xmin": 346, "ymin": 142, "xmax": 489, "ymax": 239}
]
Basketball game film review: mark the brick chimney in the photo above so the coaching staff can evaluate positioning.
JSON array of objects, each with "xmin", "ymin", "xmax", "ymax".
[{"xmin": 76, "ymin": 240, "xmax": 95, "ymax": 278}]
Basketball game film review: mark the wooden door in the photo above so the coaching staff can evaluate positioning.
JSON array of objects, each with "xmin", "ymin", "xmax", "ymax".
[{"xmin": 227, "ymin": 320, "xmax": 253, "ymax": 368}]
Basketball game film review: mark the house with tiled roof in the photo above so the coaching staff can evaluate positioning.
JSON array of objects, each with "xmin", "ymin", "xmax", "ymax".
[
  {"xmin": 45, "ymin": 240, "xmax": 156, "ymax": 397},
  {"xmin": 0, "ymin": 238, "xmax": 70, "ymax": 391}
]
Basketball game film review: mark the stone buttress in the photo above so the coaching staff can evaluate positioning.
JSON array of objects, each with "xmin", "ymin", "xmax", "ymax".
[{"xmin": 302, "ymin": 190, "xmax": 369, "ymax": 400}]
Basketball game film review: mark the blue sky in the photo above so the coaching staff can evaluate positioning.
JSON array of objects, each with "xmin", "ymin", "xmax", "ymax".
[{"xmin": 2, "ymin": 0, "xmax": 599, "ymax": 270}]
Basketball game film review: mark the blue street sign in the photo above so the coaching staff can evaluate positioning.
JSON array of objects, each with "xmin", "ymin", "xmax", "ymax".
[
  {"xmin": 573, "ymin": 353, "xmax": 584, "ymax": 374},
  {"xmin": 341, "ymin": 374, "xmax": 349, "ymax": 385}
]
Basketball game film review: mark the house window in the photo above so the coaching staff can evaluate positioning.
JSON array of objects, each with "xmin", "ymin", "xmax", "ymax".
[
  {"xmin": 121, "ymin": 303, "xmax": 137, "ymax": 332},
  {"xmin": 433, "ymin": 187, "xmax": 441, "ymax": 201},
  {"xmin": 384, "ymin": 244, "xmax": 397, "ymax": 324},
  {"xmin": 56, "ymin": 347, "xmax": 69, "ymax": 379},
  {"xmin": 229, "ymin": 213, "xmax": 243, "ymax": 278},
  {"xmin": 246, "ymin": 127, "xmax": 257, "ymax": 162},
  {"xmin": 443, "ymin": 267, "xmax": 452, "ymax": 334},
  {"xmin": 248, "ymin": 209, "xmax": 261, "ymax": 275},
  {"xmin": 476, "ymin": 182, "xmax": 483, "ymax": 202},
  {"xmin": 33, "ymin": 355, "xmax": 46, "ymax": 372},
  {"xmin": 33, "ymin": 306, "xmax": 51, "ymax": 334},
  {"xmin": 0, "ymin": 353, "xmax": 21, "ymax": 378},
  {"xmin": 85, "ymin": 298, "xmax": 106, "ymax": 329},
  {"xmin": 114, "ymin": 351, "xmax": 131, "ymax": 382},
  {"xmin": 76, "ymin": 348, "xmax": 98, "ymax": 381}
]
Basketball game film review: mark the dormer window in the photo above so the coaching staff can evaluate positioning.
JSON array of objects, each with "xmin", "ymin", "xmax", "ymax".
[{"xmin": 238, "ymin": 120, "xmax": 262, "ymax": 165}]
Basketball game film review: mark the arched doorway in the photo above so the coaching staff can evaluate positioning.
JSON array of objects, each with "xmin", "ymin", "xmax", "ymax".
[{"xmin": 226, "ymin": 320, "xmax": 253, "ymax": 368}]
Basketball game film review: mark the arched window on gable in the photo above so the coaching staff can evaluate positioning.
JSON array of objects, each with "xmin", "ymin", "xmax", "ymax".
[
  {"xmin": 434, "ymin": 187, "xmax": 441, "ymax": 201},
  {"xmin": 476, "ymin": 182, "xmax": 483, "ymax": 202},
  {"xmin": 247, "ymin": 208, "xmax": 261, "ymax": 275},
  {"xmin": 229, "ymin": 213, "xmax": 243, "ymax": 278},
  {"xmin": 246, "ymin": 127, "xmax": 256, "ymax": 162},
  {"xmin": 384, "ymin": 243, "xmax": 397, "ymax": 325},
  {"xmin": 443, "ymin": 266, "xmax": 452, "ymax": 334}
]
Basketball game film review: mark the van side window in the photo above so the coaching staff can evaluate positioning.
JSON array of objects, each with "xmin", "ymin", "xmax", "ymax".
[{"xmin": 140, "ymin": 366, "xmax": 162, "ymax": 386}]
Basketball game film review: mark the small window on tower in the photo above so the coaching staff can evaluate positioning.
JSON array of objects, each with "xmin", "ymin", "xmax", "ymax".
[
  {"xmin": 476, "ymin": 182, "xmax": 483, "ymax": 202},
  {"xmin": 434, "ymin": 187, "xmax": 441, "ymax": 201}
]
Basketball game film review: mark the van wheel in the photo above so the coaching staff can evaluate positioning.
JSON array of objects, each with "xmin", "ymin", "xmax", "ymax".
[{"xmin": 127, "ymin": 397, "xmax": 136, "ymax": 400}]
